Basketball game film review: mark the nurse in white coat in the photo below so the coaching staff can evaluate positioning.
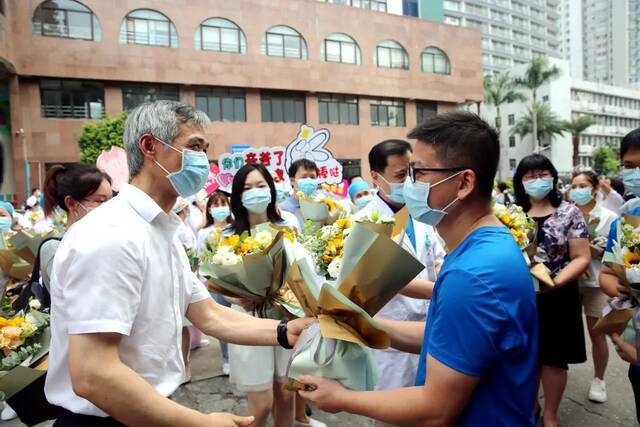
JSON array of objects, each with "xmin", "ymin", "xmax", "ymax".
[{"xmin": 355, "ymin": 139, "xmax": 446, "ymax": 395}]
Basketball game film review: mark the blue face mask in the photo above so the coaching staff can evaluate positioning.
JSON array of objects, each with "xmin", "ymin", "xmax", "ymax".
[
  {"xmin": 0, "ymin": 217, "xmax": 11, "ymax": 232},
  {"xmin": 210, "ymin": 206, "xmax": 230, "ymax": 222},
  {"xmin": 154, "ymin": 137, "xmax": 210, "ymax": 198},
  {"xmin": 275, "ymin": 183, "xmax": 289, "ymax": 204},
  {"xmin": 569, "ymin": 187, "xmax": 593, "ymax": 206},
  {"xmin": 242, "ymin": 188, "xmax": 272, "ymax": 214},
  {"xmin": 403, "ymin": 172, "xmax": 462, "ymax": 226},
  {"xmin": 523, "ymin": 177, "xmax": 554, "ymax": 200},
  {"xmin": 623, "ymin": 168, "xmax": 640, "ymax": 196},
  {"xmin": 297, "ymin": 178, "xmax": 318, "ymax": 197},
  {"xmin": 377, "ymin": 174, "xmax": 405, "ymax": 204},
  {"xmin": 355, "ymin": 195, "xmax": 374, "ymax": 210}
]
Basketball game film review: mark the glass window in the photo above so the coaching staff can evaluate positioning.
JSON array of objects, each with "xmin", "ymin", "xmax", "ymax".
[
  {"xmin": 32, "ymin": 0, "xmax": 102, "ymax": 41},
  {"xmin": 261, "ymin": 26, "xmax": 308, "ymax": 59},
  {"xmin": 444, "ymin": 15, "xmax": 461, "ymax": 25},
  {"xmin": 443, "ymin": 1, "xmax": 461, "ymax": 11},
  {"xmin": 508, "ymin": 114, "xmax": 515, "ymax": 125},
  {"xmin": 321, "ymin": 33, "xmax": 361, "ymax": 64},
  {"xmin": 375, "ymin": 40, "xmax": 409, "ymax": 70},
  {"xmin": 196, "ymin": 87, "xmax": 246, "ymax": 122},
  {"xmin": 352, "ymin": 0, "xmax": 388, "ymax": 12},
  {"xmin": 195, "ymin": 18, "xmax": 246, "ymax": 53},
  {"xmin": 421, "ymin": 47, "xmax": 451, "ymax": 75},
  {"xmin": 319, "ymin": 94, "xmax": 358, "ymax": 125},
  {"xmin": 122, "ymin": 84, "xmax": 179, "ymax": 111},
  {"xmin": 370, "ymin": 99, "xmax": 405, "ymax": 127},
  {"xmin": 40, "ymin": 78, "xmax": 104, "ymax": 119},
  {"xmin": 261, "ymin": 91, "xmax": 306, "ymax": 123},
  {"xmin": 120, "ymin": 9, "xmax": 178, "ymax": 47},
  {"xmin": 416, "ymin": 101, "xmax": 437, "ymax": 124},
  {"xmin": 509, "ymin": 159, "xmax": 516, "ymax": 169},
  {"xmin": 509, "ymin": 135, "xmax": 516, "ymax": 147}
]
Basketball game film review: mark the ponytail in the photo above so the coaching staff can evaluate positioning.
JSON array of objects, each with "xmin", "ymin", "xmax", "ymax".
[{"xmin": 43, "ymin": 164, "xmax": 112, "ymax": 216}]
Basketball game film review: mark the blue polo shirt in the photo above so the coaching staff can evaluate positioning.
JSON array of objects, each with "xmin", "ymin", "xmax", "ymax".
[
  {"xmin": 605, "ymin": 203, "xmax": 640, "ymax": 255},
  {"xmin": 415, "ymin": 226, "xmax": 538, "ymax": 427}
]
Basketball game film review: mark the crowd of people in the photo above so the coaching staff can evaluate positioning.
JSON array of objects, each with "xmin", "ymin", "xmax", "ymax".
[{"xmin": 1, "ymin": 99, "xmax": 640, "ymax": 427}]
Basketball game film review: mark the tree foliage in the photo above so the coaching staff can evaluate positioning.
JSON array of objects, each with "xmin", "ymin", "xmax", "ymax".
[
  {"xmin": 510, "ymin": 102, "xmax": 566, "ymax": 142},
  {"xmin": 483, "ymin": 72, "xmax": 526, "ymax": 129},
  {"xmin": 592, "ymin": 147, "xmax": 620, "ymax": 176},
  {"xmin": 77, "ymin": 112, "xmax": 127, "ymax": 164}
]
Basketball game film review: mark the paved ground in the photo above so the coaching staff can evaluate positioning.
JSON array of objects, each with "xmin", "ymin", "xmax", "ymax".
[{"xmin": 1, "ymin": 316, "xmax": 637, "ymax": 426}]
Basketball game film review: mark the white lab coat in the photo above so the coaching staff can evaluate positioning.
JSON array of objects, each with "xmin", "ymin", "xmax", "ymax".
[{"xmin": 355, "ymin": 194, "xmax": 446, "ymax": 390}]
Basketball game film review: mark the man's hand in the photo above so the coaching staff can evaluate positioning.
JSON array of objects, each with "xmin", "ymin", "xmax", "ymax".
[
  {"xmin": 589, "ymin": 244, "xmax": 604, "ymax": 259},
  {"xmin": 599, "ymin": 177, "xmax": 612, "ymax": 195},
  {"xmin": 611, "ymin": 332, "xmax": 638, "ymax": 364},
  {"xmin": 298, "ymin": 375, "xmax": 350, "ymax": 413},
  {"xmin": 206, "ymin": 413, "xmax": 254, "ymax": 426},
  {"xmin": 287, "ymin": 317, "xmax": 316, "ymax": 347}
]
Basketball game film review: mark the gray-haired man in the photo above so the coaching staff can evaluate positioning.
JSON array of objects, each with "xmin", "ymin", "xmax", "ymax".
[{"xmin": 45, "ymin": 101, "xmax": 310, "ymax": 426}]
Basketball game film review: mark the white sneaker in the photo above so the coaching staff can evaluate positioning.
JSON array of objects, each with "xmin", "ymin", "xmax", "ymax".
[
  {"xmin": 588, "ymin": 377, "xmax": 607, "ymax": 403},
  {"xmin": 294, "ymin": 418, "xmax": 327, "ymax": 427},
  {"xmin": 222, "ymin": 362, "xmax": 230, "ymax": 376},
  {"xmin": 1, "ymin": 404, "xmax": 17, "ymax": 421}
]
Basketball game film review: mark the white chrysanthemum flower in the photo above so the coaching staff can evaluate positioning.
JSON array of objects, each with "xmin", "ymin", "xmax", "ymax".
[
  {"xmin": 255, "ymin": 231, "xmax": 273, "ymax": 247},
  {"xmin": 327, "ymin": 257, "xmax": 343, "ymax": 279},
  {"xmin": 28, "ymin": 299, "xmax": 42, "ymax": 310},
  {"xmin": 221, "ymin": 253, "xmax": 241, "ymax": 266},
  {"xmin": 211, "ymin": 253, "xmax": 225, "ymax": 265},
  {"xmin": 216, "ymin": 245, "xmax": 234, "ymax": 254}
]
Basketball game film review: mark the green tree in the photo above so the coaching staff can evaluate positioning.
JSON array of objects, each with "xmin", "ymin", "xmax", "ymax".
[
  {"xmin": 515, "ymin": 57, "xmax": 561, "ymax": 152},
  {"xmin": 592, "ymin": 146, "xmax": 620, "ymax": 176},
  {"xmin": 483, "ymin": 72, "xmax": 526, "ymax": 131},
  {"xmin": 77, "ymin": 112, "xmax": 127, "ymax": 164},
  {"xmin": 511, "ymin": 102, "xmax": 566, "ymax": 145},
  {"xmin": 562, "ymin": 115, "xmax": 597, "ymax": 168}
]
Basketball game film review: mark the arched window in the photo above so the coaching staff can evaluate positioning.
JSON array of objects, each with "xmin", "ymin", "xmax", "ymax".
[
  {"xmin": 421, "ymin": 47, "xmax": 451, "ymax": 75},
  {"xmin": 119, "ymin": 9, "xmax": 178, "ymax": 47},
  {"xmin": 195, "ymin": 17, "xmax": 246, "ymax": 53},
  {"xmin": 32, "ymin": 0, "xmax": 101, "ymax": 41},
  {"xmin": 261, "ymin": 25, "xmax": 307, "ymax": 59},
  {"xmin": 375, "ymin": 40, "xmax": 409, "ymax": 69},
  {"xmin": 321, "ymin": 33, "xmax": 360, "ymax": 64}
]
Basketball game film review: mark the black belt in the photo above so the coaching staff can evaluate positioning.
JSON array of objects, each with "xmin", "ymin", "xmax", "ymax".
[{"xmin": 54, "ymin": 408, "xmax": 125, "ymax": 427}]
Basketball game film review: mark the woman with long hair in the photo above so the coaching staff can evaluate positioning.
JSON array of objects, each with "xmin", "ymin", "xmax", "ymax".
[
  {"xmin": 197, "ymin": 190, "xmax": 232, "ymax": 251},
  {"xmin": 513, "ymin": 154, "xmax": 590, "ymax": 427}
]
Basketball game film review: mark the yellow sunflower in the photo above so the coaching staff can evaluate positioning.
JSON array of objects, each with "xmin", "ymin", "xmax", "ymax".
[{"xmin": 624, "ymin": 251, "xmax": 640, "ymax": 268}]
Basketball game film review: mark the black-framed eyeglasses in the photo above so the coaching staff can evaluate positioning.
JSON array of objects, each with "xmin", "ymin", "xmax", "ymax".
[{"xmin": 409, "ymin": 164, "xmax": 467, "ymax": 183}]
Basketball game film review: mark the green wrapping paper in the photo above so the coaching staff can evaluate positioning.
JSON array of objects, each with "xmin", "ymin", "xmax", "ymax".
[{"xmin": 283, "ymin": 223, "xmax": 424, "ymax": 391}]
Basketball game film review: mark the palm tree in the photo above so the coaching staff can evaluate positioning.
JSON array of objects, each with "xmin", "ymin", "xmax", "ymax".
[
  {"xmin": 515, "ymin": 57, "xmax": 561, "ymax": 152},
  {"xmin": 511, "ymin": 103, "xmax": 566, "ymax": 146},
  {"xmin": 483, "ymin": 73, "xmax": 526, "ymax": 131},
  {"xmin": 563, "ymin": 115, "xmax": 597, "ymax": 168}
]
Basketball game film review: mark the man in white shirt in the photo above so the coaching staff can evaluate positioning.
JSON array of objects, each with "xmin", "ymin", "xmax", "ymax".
[{"xmin": 45, "ymin": 101, "xmax": 310, "ymax": 427}]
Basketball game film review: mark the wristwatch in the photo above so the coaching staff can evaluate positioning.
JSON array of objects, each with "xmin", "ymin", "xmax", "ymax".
[{"xmin": 277, "ymin": 319, "xmax": 293, "ymax": 349}]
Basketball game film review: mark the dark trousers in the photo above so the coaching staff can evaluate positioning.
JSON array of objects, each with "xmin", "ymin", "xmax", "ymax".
[
  {"xmin": 629, "ymin": 364, "xmax": 640, "ymax": 422},
  {"xmin": 53, "ymin": 408, "xmax": 125, "ymax": 427}
]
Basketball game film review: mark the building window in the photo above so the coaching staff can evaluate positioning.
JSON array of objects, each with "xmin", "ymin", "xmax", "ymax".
[
  {"xmin": 40, "ymin": 79, "xmax": 104, "ymax": 119},
  {"xmin": 542, "ymin": 95, "xmax": 549, "ymax": 102},
  {"xmin": 195, "ymin": 18, "xmax": 246, "ymax": 53},
  {"xmin": 196, "ymin": 87, "xmax": 245, "ymax": 122},
  {"xmin": 421, "ymin": 47, "xmax": 451, "ymax": 75},
  {"xmin": 261, "ymin": 25, "xmax": 308, "ymax": 59},
  {"xmin": 416, "ymin": 101, "xmax": 437, "ymax": 124},
  {"xmin": 443, "ymin": 1, "xmax": 461, "ymax": 12},
  {"xmin": 122, "ymin": 84, "xmax": 179, "ymax": 111},
  {"xmin": 444, "ymin": 15, "xmax": 460, "ymax": 25},
  {"xmin": 509, "ymin": 135, "xmax": 516, "ymax": 147},
  {"xmin": 261, "ymin": 91, "xmax": 306, "ymax": 123},
  {"xmin": 352, "ymin": 0, "xmax": 387, "ymax": 12},
  {"xmin": 321, "ymin": 33, "xmax": 361, "ymax": 64},
  {"xmin": 509, "ymin": 159, "xmax": 516, "ymax": 170},
  {"xmin": 32, "ymin": 0, "xmax": 102, "ymax": 41},
  {"xmin": 120, "ymin": 9, "xmax": 178, "ymax": 47},
  {"xmin": 370, "ymin": 99, "xmax": 405, "ymax": 127},
  {"xmin": 319, "ymin": 94, "xmax": 358, "ymax": 125},
  {"xmin": 338, "ymin": 159, "xmax": 361, "ymax": 180},
  {"xmin": 508, "ymin": 114, "xmax": 515, "ymax": 125},
  {"xmin": 375, "ymin": 40, "xmax": 409, "ymax": 70}
]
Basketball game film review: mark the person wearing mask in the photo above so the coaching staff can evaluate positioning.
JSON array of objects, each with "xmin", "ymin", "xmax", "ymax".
[
  {"xmin": 354, "ymin": 139, "xmax": 445, "ymax": 403},
  {"xmin": 348, "ymin": 178, "xmax": 374, "ymax": 212},
  {"xmin": 173, "ymin": 197, "xmax": 197, "ymax": 250},
  {"xmin": 45, "ymin": 101, "xmax": 310, "ymax": 427},
  {"xmin": 600, "ymin": 128, "xmax": 640, "ymax": 424},
  {"xmin": 0, "ymin": 201, "xmax": 15, "ymax": 233},
  {"xmin": 224, "ymin": 163, "xmax": 297, "ymax": 427},
  {"xmin": 18, "ymin": 193, "xmax": 45, "ymax": 230},
  {"xmin": 568, "ymin": 171, "xmax": 617, "ymax": 403},
  {"xmin": 197, "ymin": 190, "xmax": 233, "ymax": 375},
  {"xmin": 513, "ymin": 154, "xmax": 590, "ymax": 427},
  {"xmin": 271, "ymin": 172, "xmax": 300, "ymax": 231},
  {"xmin": 495, "ymin": 181, "xmax": 512, "ymax": 206},
  {"xmin": 299, "ymin": 112, "xmax": 538, "ymax": 427},
  {"xmin": 280, "ymin": 159, "xmax": 319, "ymax": 226}
]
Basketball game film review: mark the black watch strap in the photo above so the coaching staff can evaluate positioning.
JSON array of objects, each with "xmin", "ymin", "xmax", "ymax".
[{"xmin": 277, "ymin": 320, "xmax": 292, "ymax": 349}]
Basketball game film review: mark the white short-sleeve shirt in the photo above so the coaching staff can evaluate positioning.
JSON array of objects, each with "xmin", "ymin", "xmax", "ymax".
[{"xmin": 45, "ymin": 184, "xmax": 210, "ymax": 416}]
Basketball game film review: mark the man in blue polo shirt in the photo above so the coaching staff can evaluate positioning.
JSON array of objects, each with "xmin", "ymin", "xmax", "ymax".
[{"xmin": 299, "ymin": 112, "xmax": 538, "ymax": 426}]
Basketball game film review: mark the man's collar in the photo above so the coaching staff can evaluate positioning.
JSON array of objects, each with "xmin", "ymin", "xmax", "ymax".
[{"xmin": 118, "ymin": 184, "xmax": 167, "ymax": 223}]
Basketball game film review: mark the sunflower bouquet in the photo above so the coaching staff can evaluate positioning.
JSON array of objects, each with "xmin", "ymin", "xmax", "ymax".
[
  {"xmin": 298, "ymin": 217, "xmax": 352, "ymax": 279},
  {"xmin": 199, "ymin": 225, "xmax": 302, "ymax": 319},
  {"xmin": 297, "ymin": 190, "xmax": 346, "ymax": 226}
]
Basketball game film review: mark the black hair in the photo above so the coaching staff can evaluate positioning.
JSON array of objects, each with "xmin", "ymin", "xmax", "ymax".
[
  {"xmin": 288, "ymin": 159, "xmax": 318, "ymax": 178},
  {"xmin": 230, "ymin": 164, "xmax": 283, "ymax": 234},
  {"xmin": 204, "ymin": 190, "xmax": 231, "ymax": 228},
  {"xmin": 572, "ymin": 170, "xmax": 598, "ymax": 188},
  {"xmin": 620, "ymin": 128, "xmax": 640, "ymax": 160},
  {"xmin": 31, "ymin": 188, "xmax": 39, "ymax": 195},
  {"xmin": 407, "ymin": 112, "xmax": 498, "ymax": 200},
  {"xmin": 513, "ymin": 154, "xmax": 562, "ymax": 212},
  {"xmin": 368, "ymin": 139, "xmax": 412, "ymax": 173},
  {"xmin": 43, "ymin": 164, "xmax": 112, "ymax": 216},
  {"xmin": 610, "ymin": 177, "xmax": 625, "ymax": 197},
  {"xmin": 497, "ymin": 181, "xmax": 509, "ymax": 192}
]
